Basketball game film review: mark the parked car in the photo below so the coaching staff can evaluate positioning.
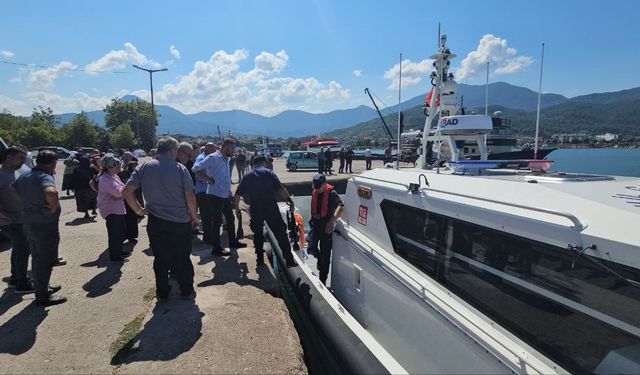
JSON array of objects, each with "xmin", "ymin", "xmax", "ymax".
[
  {"xmin": 133, "ymin": 149, "xmax": 146, "ymax": 158},
  {"xmin": 286, "ymin": 151, "xmax": 318, "ymax": 171},
  {"xmin": 76, "ymin": 147, "xmax": 99, "ymax": 156},
  {"xmin": 33, "ymin": 146, "xmax": 77, "ymax": 159}
]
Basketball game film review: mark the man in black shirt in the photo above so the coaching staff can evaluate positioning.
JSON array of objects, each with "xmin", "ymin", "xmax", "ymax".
[
  {"xmin": 233, "ymin": 156, "xmax": 297, "ymax": 267},
  {"xmin": 307, "ymin": 174, "xmax": 343, "ymax": 285}
]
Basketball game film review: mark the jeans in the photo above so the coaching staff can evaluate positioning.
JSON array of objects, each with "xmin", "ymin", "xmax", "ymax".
[
  {"xmin": 0, "ymin": 223, "xmax": 30, "ymax": 285},
  {"xmin": 147, "ymin": 214, "xmax": 194, "ymax": 296},
  {"xmin": 196, "ymin": 192, "xmax": 213, "ymax": 243},
  {"xmin": 207, "ymin": 195, "xmax": 236, "ymax": 251},
  {"xmin": 236, "ymin": 164, "xmax": 245, "ymax": 182},
  {"xmin": 317, "ymin": 159, "xmax": 325, "ymax": 174},
  {"xmin": 105, "ymin": 214, "xmax": 126, "ymax": 260},
  {"xmin": 249, "ymin": 205, "xmax": 294, "ymax": 262},
  {"xmin": 23, "ymin": 222, "xmax": 59, "ymax": 297},
  {"xmin": 345, "ymin": 159, "xmax": 353, "ymax": 173},
  {"xmin": 339, "ymin": 159, "xmax": 345, "ymax": 173},
  {"xmin": 365, "ymin": 157, "xmax": 372, "ymax": 170}
]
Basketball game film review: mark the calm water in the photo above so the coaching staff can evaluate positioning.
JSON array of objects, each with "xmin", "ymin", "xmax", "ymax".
[{"xmin": 547, "ymin": 148, "xmax": 640, "ymax": 177}]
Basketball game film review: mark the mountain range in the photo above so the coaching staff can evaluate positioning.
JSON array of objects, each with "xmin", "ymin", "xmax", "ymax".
[{"xmin": 55, "ymin": 82, "xmax": 640, "ymax": 138}]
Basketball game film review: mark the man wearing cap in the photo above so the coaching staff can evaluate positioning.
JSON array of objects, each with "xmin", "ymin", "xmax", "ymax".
[
  {"xmin": 194, "ymin": 142, "xmax": 217, "ymax": 244},
  {"xmin": 233, "ymin": 155, "xmax": 297, "ymax": 267},
  {"xmin": 124, "ymin": 137, "xmax": 200, "ymax": 300},
  {"xmin": 192, "ymin": 138, "xmax": 246, "ymax": 256},
  {"xmin": 308, "ymin": 174, "xmax": 343, "ymax": 285},
  {"xmin": 12, "ymin": 150, "xmax": 66, "ymax": 306}
]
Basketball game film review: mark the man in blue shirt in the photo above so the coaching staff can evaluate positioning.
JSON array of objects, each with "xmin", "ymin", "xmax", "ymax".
[
  {"xmin": 193, "ymin": 138, "xmax": 247, "ymax": 256},
  {"xmin": 194, "ymin": 142, "xmax": 216, "ymax": 244},
  {"xmin": 233, "ymin": 156, "xmax": 296, "ymax": 267}
]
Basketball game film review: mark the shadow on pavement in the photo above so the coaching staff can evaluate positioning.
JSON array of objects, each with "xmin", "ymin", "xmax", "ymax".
[
  {"xmin": 64, "ymin": 217, "xmax": 97, "ymax": 226},
  {"xmin": 0, "ymin": 302, "xmax": 48, "ymax": 355},
  {"xmin": 81, "ymin": 248, "xmax": 125, "ymax": 298},
  {"xmin": 197, "ymin": 249, "xmax": 279, "ymax": 297},
  {"xmin": 111, "ymin": 299, "xmax": 203, "ymax": 365},
  {"xmin": 0, "ymin": 287, "xmax": 23, "ymax": 317},
  {"xmin": 0, "ymin": 238, "xmax": 11, "ymax": 253}
]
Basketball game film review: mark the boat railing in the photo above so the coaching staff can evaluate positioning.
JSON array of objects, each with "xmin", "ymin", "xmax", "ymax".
[
  {"xmin": 353, "ymin": 175, "xmax": 410, "ymax": 189},
  {"xmin": 423, "ymin": 187, "xmax": 586, "ymax": 231}
]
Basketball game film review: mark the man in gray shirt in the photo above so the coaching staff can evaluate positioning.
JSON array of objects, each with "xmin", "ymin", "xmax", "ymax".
[
  {"xmin": 0, "ymin": 146, "xmax": 32, "ymax": 293},
  {"xmin": 124, "ymin": 137, "xmax": 200, "ymax": 300},
  {"xmin": 12, "ymin": 150, "xmax": 66, "ymax": 306}
]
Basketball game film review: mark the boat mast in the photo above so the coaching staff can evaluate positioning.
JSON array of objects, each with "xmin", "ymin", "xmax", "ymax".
[
  {"xmin": 420, "ymin": 26, "xmax": 446, "ymax": 169},
  {"xmin": 396, "ymin": 53, "xmax": 402, "ymax": 170},
  {"xmin": 485, "ymin": 61, "xmax": 489, "ymax": 115},
  {"xmin": 534, "ymin": 43, "xmax": 545, "ymax": 160}
]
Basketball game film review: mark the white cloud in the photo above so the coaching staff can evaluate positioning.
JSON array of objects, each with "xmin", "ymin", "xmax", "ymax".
[
  {"xmin": 352, "ymin": 69, "xmax": 362, "ymax": 77},
  {"xmin": 85, "ymin": 42, "xmax": 161, "ymax": 73},
  {"xmin": 155, "ymin": 49, "xmax": 350, "ymax": 115},
  {"xmin": 384, "ymin": 58, "xmax": 434, "ymax": 90},
  {"xmin": 456, "ymin": 34, "xmax": 533, "ymax": 80},
  {"xmin": 26, "ymin": 61, "xmax": 77, "ymax": 89},
  {"xmin": 169, "ymin": 45, "xmax": 181, "ymax": 59},
  {"xmin": 0, "ymin": 91, "xmax": 114, "ymax": 116},
  {"xmin": 1, "ymin": 50, "xmax": 14, "ymax": 59}
]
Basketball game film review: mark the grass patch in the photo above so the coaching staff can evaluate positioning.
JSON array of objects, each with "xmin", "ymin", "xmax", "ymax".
[
  {"xmin": 109, "ymin": 312, "xmax": 146, "ymax": 359},
  {"xmin": 143, "ymin": 287, "xmax": 156, "ymax": 302},
  {"xmin": 109, "ymin": 287, "xmax": 156, "ymax": 363}
]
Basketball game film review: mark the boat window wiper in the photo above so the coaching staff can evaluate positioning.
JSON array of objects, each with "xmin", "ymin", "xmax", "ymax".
[{"xmin": 569, "ymin": 244, "xmax": 640, "ymax": 288}]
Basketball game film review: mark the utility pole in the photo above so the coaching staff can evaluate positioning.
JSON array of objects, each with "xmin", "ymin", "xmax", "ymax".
[{"xmin": 132, "ymin": 65, "xmax": 167, "ymax": 143}]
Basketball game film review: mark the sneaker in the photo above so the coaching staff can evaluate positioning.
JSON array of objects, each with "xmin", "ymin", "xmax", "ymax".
[
  {"xmin": 14, "ymin": 281, "xmax": 36, "ymax": 294},
  {"xmin": 212, "ymin": 248, "xmax": 231, "ymax": 256},
  {"xmin": 53, "ymin": 257, "xmax": 67, "ymax": 267},
  {"xmin": 3, "ymin": 276, "xmax": 17, "ymax": 288},
  {"xmin": 47, "ymin": 284, "xmax": 62, "ymax": 295},
  {"xmin": 35, "ymin": 295, "xmax": 67, "ymax": 306},
  {"xmin": 228, "ymin": 241, "xmax": 247, "ymax": 249}
]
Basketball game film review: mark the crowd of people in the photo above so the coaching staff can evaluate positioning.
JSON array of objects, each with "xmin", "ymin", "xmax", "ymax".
[{"xmin": 0, "ymin": 136, "xmax": 345, "ymax": 306}]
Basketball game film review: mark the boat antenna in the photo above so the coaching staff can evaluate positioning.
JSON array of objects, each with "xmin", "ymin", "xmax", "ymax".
[
  {"xmin": 485, "ymin": 61, "xmax": 489, "ymax": 115},
  {"xmin": 397, "ymin": 53, "xmax": 402, "ymax": 170},
  {"xmin": 534, "ymin": 42, "xmax": 545, "ymax": 160}
]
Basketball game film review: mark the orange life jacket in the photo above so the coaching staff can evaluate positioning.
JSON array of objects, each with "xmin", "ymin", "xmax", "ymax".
[
  {"xmin": 311, "ymin": 183, "xmax": 334, "ymax": 219},
  {"xmin": 294, "ymin": 211, "xmax": 305, "ymax": 245}
]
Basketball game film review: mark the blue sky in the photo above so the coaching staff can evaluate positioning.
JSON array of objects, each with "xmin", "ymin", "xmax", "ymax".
[{"xmin": 1, "ymin": 0, "xmax": 639, "ymax": 116}]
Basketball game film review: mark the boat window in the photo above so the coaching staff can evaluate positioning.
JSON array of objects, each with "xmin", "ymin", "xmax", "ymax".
[{"xmin": 380, "ymin": 200, "xmax": 640, "ymax": 373}]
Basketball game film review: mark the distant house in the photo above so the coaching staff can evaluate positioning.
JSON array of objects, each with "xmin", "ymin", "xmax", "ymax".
[
  {"xmin": 552, "ymin": 132, "xmax": 590, "ymax": 144},
  {"xmin": 595, "ymin": 133, "xmax": 619, "ymax": 142}
]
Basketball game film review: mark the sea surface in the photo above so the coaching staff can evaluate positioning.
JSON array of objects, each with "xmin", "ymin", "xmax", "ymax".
[{"xmin": 546, "ymin": 148, "xmax": 640, "ymax": 177}]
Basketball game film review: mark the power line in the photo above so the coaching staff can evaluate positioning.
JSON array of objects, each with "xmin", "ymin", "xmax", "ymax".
[{"xmin": 0, "ymin": 60, "xmax": 129, "ymax": 74}]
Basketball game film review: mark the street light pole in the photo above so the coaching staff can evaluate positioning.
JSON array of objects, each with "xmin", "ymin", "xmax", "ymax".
[{"xmin": 132, "ymin": 64, "xmax": 167, "ymax": 142}]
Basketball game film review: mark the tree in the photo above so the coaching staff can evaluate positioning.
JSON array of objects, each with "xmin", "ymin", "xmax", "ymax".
[
  {"xmin": 110, "ymin": 123, "xmax": 137, "ymax": 150},
  {"xmin": 61, "ymin": 111, "xmax": 101, "ymax": 148},
  {"xmin": 104, "ymin": 98, "xmax": 157, "ymax": 150}
]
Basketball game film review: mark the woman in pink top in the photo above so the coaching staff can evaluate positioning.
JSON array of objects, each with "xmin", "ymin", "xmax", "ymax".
[{"xmin": 97, "ymin": 154, "xmax": 128, "ymax": 262}]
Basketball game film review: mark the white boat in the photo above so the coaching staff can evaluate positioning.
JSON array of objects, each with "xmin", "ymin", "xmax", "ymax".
[{"xmin": 268, "ymin": 32, "xmax": 640, "ymax": 374}]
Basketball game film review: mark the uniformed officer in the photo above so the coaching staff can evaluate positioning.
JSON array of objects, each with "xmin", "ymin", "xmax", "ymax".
[
  {"xmin": 233, "ymin": 156, "xmax": 297, "ymax": 267},
  {"xmin": 307, "ymin": 173, "xmax": 343, "ymax": 285}
]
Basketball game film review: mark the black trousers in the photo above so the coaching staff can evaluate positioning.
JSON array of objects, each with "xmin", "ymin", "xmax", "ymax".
[
  {"xmin": 345, "ymin": 159, "xmax": 353, "ymax": 173},
  {"xmin": 307, "ymin": 220, "xmax": 333, "ymax": 285},
  {"xmin": 249, "ymin": 205, "xmax": 294, "ymax": 261},
  {"xmin": 325, "ymin": 160, "xmax": 333, "ymax": 174},
  {"xmin": 339, "ymin": 159, "xmax": 345, "ymax": 173},
  {"xmin": 147, "ymin": 214, "xmax": 194, "ymax": 296},
  {"xmin": 196, "ymin": 192, "xmax": 213, "ymax": 243},
  {"xmin": 207, "ymin": 195, "xmax": 236, "ymax": 250},
  {"xmin": 317, "ymin": 159, "xmax": 325, "ymax": 174},
  {"xmin": 23, "ymin": 222, "xmax": 59, "ymax": 297},
  {"xmin": 106, "ymin": 214, "xmax": 126, "ymax": 260},
  {"xmin": 365, "ymin": 157, "xmax": 372, "ymax": 170},
  {"xmin": 124, "ymin": 204, "xmax": 139, "ymax": 241},
  {"xmin": 1, "ymin": 223, "xmax": 30, "ymax": 285}
]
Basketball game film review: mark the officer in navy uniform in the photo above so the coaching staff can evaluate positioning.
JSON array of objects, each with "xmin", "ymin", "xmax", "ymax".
[
  {"xmin": 307, "ymin": 173, "xmax": 343, "ymax": 285},
  {"xmin": 233, "ymin": 156, "xmax": 297, "ymax": 267}
]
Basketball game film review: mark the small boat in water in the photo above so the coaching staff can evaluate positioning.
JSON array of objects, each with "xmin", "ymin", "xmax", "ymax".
[{"xmin": 267, "ymin": 32, "xmax": 640, "ymax": 374}]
